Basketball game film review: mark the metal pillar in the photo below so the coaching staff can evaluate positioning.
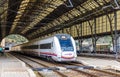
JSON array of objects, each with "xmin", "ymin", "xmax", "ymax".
[
  {"xmin": 114, "ymin": 11, "xmax": 118, "ymax": 59},
  {"xmin": 94, "ymin": 18, "xmax": 97, "ymax": 53},
  {"xmin": 75, "ymin": 24, "xmax": 83, "ymax": 53},
  {"xmin": 88, "ymin": 20, "xmax": 97, "ymax": 53},
  {"xmin": 79, "ymin": 24, "xmax": 83, "ymax": 53},
  {"xmin": 106, "ymin": 14, "xmax": 117, "ymax": 58},
  {"xmin": 106, "ymin": 13, "xmax": 115, "ymax": 53}
]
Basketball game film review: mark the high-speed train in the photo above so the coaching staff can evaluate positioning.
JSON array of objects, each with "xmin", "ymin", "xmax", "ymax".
[{"xmin": 11, "ymin": 34, "xmax": 77, "ymax": 62}]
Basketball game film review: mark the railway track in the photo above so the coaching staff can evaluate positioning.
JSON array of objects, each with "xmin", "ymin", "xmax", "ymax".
[
  {"xmin": 12, "ymin": 53, "xmax": 120, "ymax": 77},
  {"xmin": 66, "ymin": 61, "xmax": 120, "ymax": 77},
  {"xmin": 13, "ymin": 54, "xmax": 67, "ymax": 77}
]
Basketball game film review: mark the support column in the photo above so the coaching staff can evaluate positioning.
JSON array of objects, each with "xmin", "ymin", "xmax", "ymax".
[
  {"xmin": 106, "ymin": 13, "xmax": 114, "ymax": 50},
  {"xmin": 79, "ymin": 24, "xmax": 83, "ymax": 53},
  {"xmin": 114, "ymin": 11, "xmax": 118, "ymax": 59},
  {"xmin": 75, "ymin": 24, "xmax": 83, "ymax": 53},
  {"xmin": 88, "ymin": 20, "xmax": 97, "ymax": 53},
  {"xmin": 93, "ymin": 18, "xmax": 97, "ymax": 53}
]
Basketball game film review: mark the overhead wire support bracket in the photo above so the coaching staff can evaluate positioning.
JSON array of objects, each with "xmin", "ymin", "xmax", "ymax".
[
  {"xmin": 102, "ymin": 0, "xmax": 120, "ymax": 10},
  {"xmin": 114, "ymin": 0, "xmax": 120, "ymax": 9},
  {"xmin": 64, "ymin": 0, "xmax": 73, "ymax": 7}
]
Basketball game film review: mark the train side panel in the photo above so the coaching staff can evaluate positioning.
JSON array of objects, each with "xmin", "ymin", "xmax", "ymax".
[
  {"xmin": 39, "ymin": 37, "xmax": 54, "ymax": 56},
  {"xmin": 71, "ymin": 37, "xmax": 77, "ymax": 58},
  {"xmin": 51, "ymin": 37, "xmax": 62, "ymax": 61}
]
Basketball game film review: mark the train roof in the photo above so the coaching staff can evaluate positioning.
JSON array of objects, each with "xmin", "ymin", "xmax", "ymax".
[
  {"xmin": 55, "ymin": 34, "xmax": 70, "ymax": 36},
  {"xmin": 34, "ymin": 33, "xmax": 71, "ymax": 41},
  {"xmin": 13, "ymin": 34, "xmax": 72, "ymax": 46}
]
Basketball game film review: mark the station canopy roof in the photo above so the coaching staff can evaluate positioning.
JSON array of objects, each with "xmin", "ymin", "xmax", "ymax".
[{"xmin": 0, "ymin": 0, "xmax": 119, "ymax": 41}]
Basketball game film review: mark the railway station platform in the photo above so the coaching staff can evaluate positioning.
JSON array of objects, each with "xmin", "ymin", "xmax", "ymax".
[
  {"xmin": 78, "ymin": 53, "xmax": 120, "ymax": 59},
  {"xmin": 77, "ymin": 56, "xmax": 120, "ymax": 71},
  {"xmin": 0, "ymin": 53, "xmax": 36, "ymax": 77}
]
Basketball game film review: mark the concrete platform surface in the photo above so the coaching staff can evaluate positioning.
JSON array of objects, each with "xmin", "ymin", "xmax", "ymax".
[
  {"xmin": 77, "ymin": 57, "xmax": 120, "ymax": 71},
  {"xmin": 78, "ymin": 53, "xmax": 120, "ymax": 59},
  {"xmin": 0, "ymin": 53, "xmax": 36, "ymax": 77}
]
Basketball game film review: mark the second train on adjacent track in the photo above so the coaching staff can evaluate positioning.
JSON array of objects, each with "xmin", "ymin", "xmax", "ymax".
[{"xmin": 11, "ymin": 34, "xmax": 77, "ymax": 62}]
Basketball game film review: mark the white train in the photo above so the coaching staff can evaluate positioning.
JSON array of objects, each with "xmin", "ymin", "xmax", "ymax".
[{"xmin": 11, "ymin": 34, "xmax": 77, "ymax": 62}]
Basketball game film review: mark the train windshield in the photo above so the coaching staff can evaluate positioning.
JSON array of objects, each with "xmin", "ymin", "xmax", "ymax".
[{"xmin": 58, "ymin": 35, "xmax": 74, "ymax": 51}]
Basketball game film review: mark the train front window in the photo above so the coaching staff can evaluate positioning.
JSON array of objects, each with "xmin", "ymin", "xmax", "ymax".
[{"xmin": 59, "ymin": 39, "xmax": 74, "ymax": 51}]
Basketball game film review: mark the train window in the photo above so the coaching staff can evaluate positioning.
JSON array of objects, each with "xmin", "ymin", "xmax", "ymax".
[
  {"xmin": 51, "ymin": 42, "xmax": 53, "ymax": 47},
  {"xmin": 5, "ymin": 47, "xmax": 9, "ymax": 50},
  {"xmin": 59, "ymin": 39, "xmax": 74, "ymax": 51},
  {"xmin": 40, "ymin": 43, "xmax": 51, "ymax": 49},
  {"xmin": 31, "ymin": 45, "xmax": 39, "ymax": 49},
  {"xmin": 22, "ymin": 45, "xmax": 39, "ymax": 49}
]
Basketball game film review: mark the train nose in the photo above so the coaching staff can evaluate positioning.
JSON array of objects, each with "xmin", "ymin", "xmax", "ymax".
[{"xmin": 61, "ymin": 52, "xmax": 74, "ymax": 59}]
